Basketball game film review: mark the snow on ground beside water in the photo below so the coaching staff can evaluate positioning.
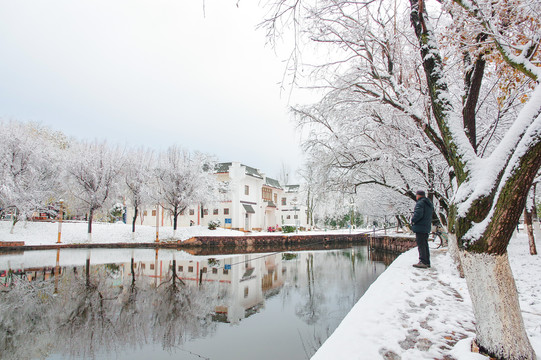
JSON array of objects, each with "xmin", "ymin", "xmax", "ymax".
[
  {"xmin": 0, "ymin": 221, "xmax": 393, "ymax": 245},
  {"xmin": 0, "ymin": 220, "xmax": 245, "ymax": 245},
  {"xmin": 312, "ymin": 233, "xmax": 541, "ymax": 360}
]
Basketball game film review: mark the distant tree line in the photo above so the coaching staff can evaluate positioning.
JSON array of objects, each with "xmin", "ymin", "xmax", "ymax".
[{"xmin": 0, "ymin": 121, "xmax": 218, "ymax": 239}]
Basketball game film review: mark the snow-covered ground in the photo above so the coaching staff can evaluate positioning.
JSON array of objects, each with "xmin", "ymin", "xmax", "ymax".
[
  {"xmin": 312, "ymin": 233, "xmax": 541, "ymax": 360},
  {"xmin": 0, "ymin": 221, "xmax": 392, "ymax": 245},
  {"xmin": 0, "ymin": 220, "xmax": 245, "ymax": 245},
  {"xmin": 0, "ymin": 221, "xmax": 398, "ymax": 245}
]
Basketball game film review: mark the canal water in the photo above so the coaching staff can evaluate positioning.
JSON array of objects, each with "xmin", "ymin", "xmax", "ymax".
[{"xmin": 0, "ymin": 245, "xmax": 396, "ymax": 360}]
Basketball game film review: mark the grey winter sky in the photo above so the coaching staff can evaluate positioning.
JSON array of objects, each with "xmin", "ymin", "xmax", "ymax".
[{"xmin": 0, "ymin": 0, "xmax": 306, "ymax": 180}]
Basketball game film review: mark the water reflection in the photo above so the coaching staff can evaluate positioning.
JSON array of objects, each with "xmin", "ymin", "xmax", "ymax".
[{"xmin": 0, "ymin": 246, "xmax": 394, "ymax": 360}]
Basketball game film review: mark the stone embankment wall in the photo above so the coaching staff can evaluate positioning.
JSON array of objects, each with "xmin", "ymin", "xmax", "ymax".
[
  {"xmin": 0, "ymin": 241, "xmax": 25, "ymax": 248},
  {"xmin": 182, "ymin": 233, "xmax": 417, "ymax": 254},
  {"xmin": 0, "ymin": 233, "xmax": 417, "ymax": 253},
  {"xmin": 181, "ymin": 233, "xmax": 369, "ymax": 247},
  {"xmin": 368, "ymin": 235, "xmax": 417, "ymax": 253}
]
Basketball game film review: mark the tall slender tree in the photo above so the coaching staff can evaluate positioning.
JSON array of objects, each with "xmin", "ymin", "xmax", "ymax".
[
  {"xmin": 65, "ymin": 141, "xmax": 125, "ymax": 241},
  {"xmin": 155, "ymin": 146, "xmax": 216, "ymax": 236},
  {"xmin": 124, "ymin": 148, "xmax": 155, "ymax": 235}
]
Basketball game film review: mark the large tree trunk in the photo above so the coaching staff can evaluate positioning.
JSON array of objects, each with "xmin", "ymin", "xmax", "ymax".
[
  {"xmin": 88, "ymin": 208, "xmax": 94, "ymax": 234},
  {"xmin": 530, "ymin": 184, "xmax": 539, "ymax": 255},
  {"xmin": 524, "ymin": 206, "xmax": 537, "ymax": 255},
  {"xmin": 132, "ymin": 207, "xmax": 138, "ymax": 233},
  {"xmin": 461, "ymin": 251, "xmax": 535, "ymax": 360},
  {"xmin": 87, "ymin": 208, "xmax": 94, "ymax": 242},
  {"xmin": 447, "ymin": 231, "xmax": 464, "ymax": 277}
]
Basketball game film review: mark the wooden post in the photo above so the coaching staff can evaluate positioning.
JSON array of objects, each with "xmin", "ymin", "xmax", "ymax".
[
  {"xmin": 155, "ymin": 204, "xmax": 160, "ymax": 243},
  {"xmin": 57, "ymin": 199, "xmax": 64, "ymax": 244},
  {"xmin": 54, "ymin": 248, "xmax": 60, "ymax": 294}
]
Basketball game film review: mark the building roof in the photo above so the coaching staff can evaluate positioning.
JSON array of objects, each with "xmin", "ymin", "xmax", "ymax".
[
  {"xmin": 216, "ymin": 162, "xmax": 232, "ymax": 173},
  {"xmin": 244, "ymin": 165, "xmax": 263, "ymax": 179},
  {"xmin": 285, "ymin": 184, "xmax": 300, "ymax": 193},
  {"xmin": 216, "ymin": 162, "xmax": 264, "ymax": 179},
  {"xmin": 265, "ymin": 177, "xmax": 283, "ymax": 190}
]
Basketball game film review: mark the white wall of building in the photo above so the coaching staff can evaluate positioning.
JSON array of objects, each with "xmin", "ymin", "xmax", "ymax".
[{"xmin": 126, "ymin": 162, "xmax": 295, "ymax": 232}]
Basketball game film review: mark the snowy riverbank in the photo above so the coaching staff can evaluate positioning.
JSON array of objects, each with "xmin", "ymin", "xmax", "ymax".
[
  {"xmin": 0, "ymin": 220, "xmax": 385, "ymax": 245},
  {"xmin": 312, "ymin": 233, "xmax": 541, "ymax": 360},
  {"xmin": 0, "ymin": 221, "xmax": 245, "ymax": 245}
]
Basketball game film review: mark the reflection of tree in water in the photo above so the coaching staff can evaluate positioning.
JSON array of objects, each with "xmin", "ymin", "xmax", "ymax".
[
  {"xmin": 116, "ymin": 256, "xmax": 149, "ymax": 348},
  {"xmin": 292, "ymin": 248, "xmax": 380, "ymax": 357},
  {"xmin": 0, "ymin": 276, "xmax": 55, "ymax": 360},
  {"xmin": 55, "ymin": 258, "xmax": 120, "ymax": 359},
  {"xmin": 150, "ymin": 259, "xmax": 217, "ymax": 350},
  {"xmin": 0, "ymin": 257, "xmax": 220, "ymax": 359},
  {"xmin": 295, "ymin": 254, "xmax": 325, "ymax": 325}
]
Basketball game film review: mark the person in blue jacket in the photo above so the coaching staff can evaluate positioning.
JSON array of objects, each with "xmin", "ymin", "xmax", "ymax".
[{"xmin": 411, "ymin": 190, "xmax": 434, "ymax": 268}]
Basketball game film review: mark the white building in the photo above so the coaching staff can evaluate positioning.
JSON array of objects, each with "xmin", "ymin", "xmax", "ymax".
[
  {"xmin": 127, "ymin": 162, "xmax": 291, "ymax": 232},
  {"xmin": 280, "ymin": 184, "xmax": 309, "ymax": 230}
]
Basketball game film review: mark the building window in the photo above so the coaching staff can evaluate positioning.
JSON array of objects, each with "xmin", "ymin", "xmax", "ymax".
[
  {"xmin": 141, "ymin": 264, "xmax": 146, "ymax": 269},
  {"xmin": 203, "ymin": 209, "xmax": 208, "ymax": 216},
  {"xmin": 281, "ymin": 197, "xmax": 286, "ymax": 205},
  {"xmin": 202, "ymin": 267, "xmax": 207, "ymax": 273},
  {"xmin": 213, "ymin": 209, "xmax": 219, "ymax": 215},
  {"xmin": 244, "ymin": 287, "xmax": 249, "ymax": 298},
  {"xmin": 150, "ymin": 264, "xmax": 155, "ymax": 270},
  {"xmin": 178, "ymin": 266, "xmax": 183, "ymax": 272},
  {"xmin": 274, "ymin": 194, "xmax": 278, "ymax": 203},
  {"xmin": 294, "ymin": 215, "xmax": 298, "ymax": 219},
  {"xmin": 189, "ymin": 209, "xmax": 195, "ymax": 215},
  {"xmin": 223, "ymin": 269, "xmax": 229, "ymax": 275},
  {"xmin": 152, "ymin": 210, "xmax": 156, "ymax": 216},
  {"xmin": 245, "ymin": 185, "xmax": 249, "ymax": 195},
  {"xmin": 212, "ymin": 268, "xmax": 218, "ymax": 274},
  {"xmin": 188, "ymin": 266, "xmax": 194, "ymax": 273},
  {"xmin": 180, "ymin": 209, "xmax": 185, "ymax": 215},
  {"xmin": 287, "ymin": 215, "xmax": 291, "ymax": 219},
  {"xmin": 262, "ymin": 187, "xmax": 272, "ymax": 201},
  {"xmin": 143, "ymin": 210, "xmax": 148, "ymax": 216},
  {"xmin": 224, "ymin": 208, "xmax": 230, "ymax": 215}
]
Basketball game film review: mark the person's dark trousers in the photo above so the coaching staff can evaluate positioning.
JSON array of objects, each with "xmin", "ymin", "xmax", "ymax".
[{"xmin": 415, "ymin": 232, "xmax": 430, "ymax": 266}]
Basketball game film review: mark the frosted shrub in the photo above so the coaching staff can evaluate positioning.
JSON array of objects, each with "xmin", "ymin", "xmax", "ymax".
[{"xmin": 208, "ymin": 220, "xmax": 220, "ymax": 230}]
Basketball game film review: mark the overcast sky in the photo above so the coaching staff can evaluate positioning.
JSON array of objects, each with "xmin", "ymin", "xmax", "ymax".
[{"xmin": 0, "ymin": 0, "xmax": 307, "ymax": 180}]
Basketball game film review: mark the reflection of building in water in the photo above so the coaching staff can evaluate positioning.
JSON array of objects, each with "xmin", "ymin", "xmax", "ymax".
[
  {"xmin": 25, "ymin": 267, "xmax": 58, "ymax": 281},
  {"xmin": 126, "ymin": 253, "xmax": 285, "ymax": 324}
]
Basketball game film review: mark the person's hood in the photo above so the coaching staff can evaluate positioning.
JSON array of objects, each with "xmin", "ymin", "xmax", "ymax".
[{"xmin": 418, "ymin": 197, "xmax": 433, "ymax": 209}]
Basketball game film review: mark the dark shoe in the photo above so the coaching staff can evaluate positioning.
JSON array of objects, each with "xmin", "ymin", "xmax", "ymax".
[{"xmin": 412, "ymin": 262, "xmax": 430, "ymax": 269}]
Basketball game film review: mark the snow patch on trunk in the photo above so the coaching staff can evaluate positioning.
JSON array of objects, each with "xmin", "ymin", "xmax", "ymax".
[{"xmin": 461, "ymin": 251, "xmax": 535, "ymax": 360}]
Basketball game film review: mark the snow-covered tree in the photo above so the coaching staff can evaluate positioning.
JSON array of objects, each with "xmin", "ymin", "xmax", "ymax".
[
  {"xmin": 263, "ymin": 0, "xmax": 541, "ymax": 357},
  {"xmin": 65, "ymin": 141, "xmax": 125, "ymax": 240},
  {"xmin": 155, "ymin": 146, "xmax": 217, "ymax": 235},
  {"xmin": 0, "ymin": 122, "xmax": 61, "ymax": 233},
  {"xmin": 124, "ymin": 148, "xmax": 155, "ymax": 233}
]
